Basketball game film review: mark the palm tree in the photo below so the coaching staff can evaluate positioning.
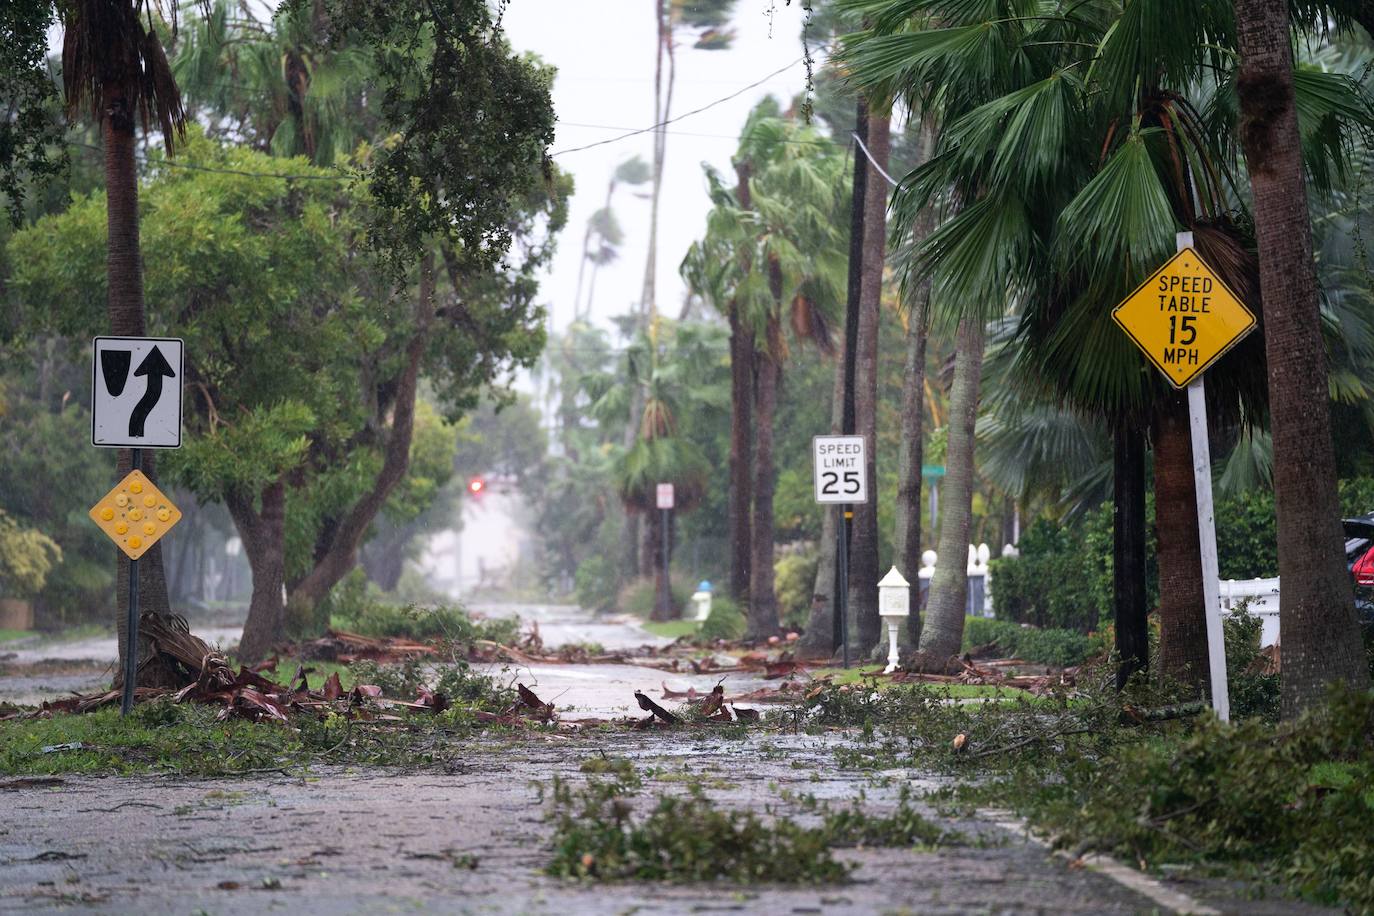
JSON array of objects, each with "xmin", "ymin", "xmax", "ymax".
[
  {"xmin": 585, "ymin": 321, "xmax": 725, "ymax": 620},
  {"xmin": 1231, "ymin": 0, "xmax": 1372, "ymax": 712},
  {"xmin": 61, "ymin": 0, "xmax": 196, "ymax": 686},
  {"xmin": 172, "ymin": 1, "xmax": 376, "ymax": 166},
  {"xmin": 841, "ymin": 0, "xmax": 1373, "ymax": 687},
  {"xmin": 573, "ymin": 157, "xmax": 651, "ymax": 321},
  {"xmin": 640, "ymin": 0, "xmax": 738, "ymax": 324},
  {"xmin": 683, "ymin": 100, "xmax": 848, "ymax": 638}
]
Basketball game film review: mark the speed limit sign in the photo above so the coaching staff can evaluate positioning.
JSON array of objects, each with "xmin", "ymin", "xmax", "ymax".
[{"xmin": 813, "ymin": 435, "xmax": 867, "ymax": 504}]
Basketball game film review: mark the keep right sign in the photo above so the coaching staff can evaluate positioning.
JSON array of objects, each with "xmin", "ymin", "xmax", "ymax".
[{"xmin": 1111, "ymin": 247, "xmax": 1256, "ymax": 389}]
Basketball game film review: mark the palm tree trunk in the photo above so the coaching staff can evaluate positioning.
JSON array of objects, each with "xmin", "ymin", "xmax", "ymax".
[
  {"xmin": 848, "ymin": 107, "xmax": 890, "ymax": 655},
  {"xmin": 747, "ymin": 333, "xmax": 781, "ymax": 640},
  {"xmin": 1113, "ymin": 418, "xmax": 1149, "ymax": 689},
  {"xmin": 894, "ymin": 278, "xmax": 930, "ymax": 647},
  {"xmin": 728, "ymin": 308, "xmax": 755, "ymax": 604},
  {"xmin": 1233, "ymin": 0, "xmax": 1371, "ymax": 714},
  {"xmin": 1153, "ymin": 391, "xmax": 1209, "ymax": 692},
  {"xmin": 104, "ymin": 83, "xmax": 177, "ymax": 687},
  {"xmin": 894, "ymin": 123, "xmax": 936, "ymax": 648},
  {"xmin": 914, "ymin": 317, "xmax": 983, "ymax": 669},
  {"xmin": 798, "ymin": 350, "xmax": 845, "ymax": 657}
]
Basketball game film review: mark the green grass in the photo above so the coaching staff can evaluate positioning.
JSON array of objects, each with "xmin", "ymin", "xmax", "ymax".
[
  {"xmin": 804, "ymin": 666, "xmax": 1032, "ymax": 699},
  {"xmin": 640, "ymin": 619, "xmax": 699, "ymax": 640},
  {"xmin": 0, "ymin": 628, "xmax": 35, "ymax": 643}
]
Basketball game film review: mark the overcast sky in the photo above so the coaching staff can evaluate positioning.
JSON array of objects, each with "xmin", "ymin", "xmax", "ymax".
[{"xmin": 502, "ymin": 1, "xmax": 814, "ymax": 337}]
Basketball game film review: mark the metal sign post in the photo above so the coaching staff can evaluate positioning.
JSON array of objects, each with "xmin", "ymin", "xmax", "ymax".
[
  {"xmin": 814, "ymin": 436, "xmax": 868, "ymax": 667},
  {"xmin": 89, "ymin": 336, "xmax": 184, "ymax": 716},
  {"xmin": 1111, "ymin": 232, "xmax": 1250, "ymax": 721},
  {"xmin": 656, "ymin": 484, "xmax": 675, "ymax": 619},
  {"xmin": 123, "ymin": 449, "xmax": 141, "ymax": 716}
]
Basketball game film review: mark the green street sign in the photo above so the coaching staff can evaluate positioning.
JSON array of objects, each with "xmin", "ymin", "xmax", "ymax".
[{"xmin": 921, "ymin": 465, "xmax": 945, "ymax": 478}]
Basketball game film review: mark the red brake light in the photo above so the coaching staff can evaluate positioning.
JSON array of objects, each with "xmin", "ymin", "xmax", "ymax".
[
  {"xmin": 467, "ymin": 477, "xmax": 485, "ymax": 495},
  {"xmin": 1354, "ymin": 545, "xmax": 1374, "ymax": 586}
]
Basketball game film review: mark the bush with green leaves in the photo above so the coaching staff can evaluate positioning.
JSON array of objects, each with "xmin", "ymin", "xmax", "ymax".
[
  {"xmin": 698, "ymin": 595, "xmax": 747, "ymax": 642},
  {"xmin": 544, "ymin": 776, "xmax": 849, "ymax": 883},
  {"xmin": 330, "ymin": 575, "xmax": 518, "ymax": 649},
  {"xmin": 988, "ymin": 505, "xmax": 1119, "ymax": 633},
  {"xmin": 774, "ymin": 551, "xmax": 817, "ymax": 631},
  {"xmin": 962, "ymin": 617, "xmax": 1103, "ymax": 667},
  {"xmin": 617, "ymin": 576, "xmax": 689, "ymax": 619},
  {"xmin": 574, "ymin": 554, "xmax": 619, "ymax": 613},
  {"xmin": 1223, "ymin": 607, "xmax": 1280, "ymax": 723}
]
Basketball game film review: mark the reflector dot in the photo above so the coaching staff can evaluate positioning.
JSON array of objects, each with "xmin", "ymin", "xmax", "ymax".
[
  {"xmin": 115, "ymin": 522, "xmax": 128, "ymax": 535},
  {"xmin": 100, "ymin": 507, "xmax": 115, "ymax": 521},
  {"xmin": 156, "ymin": 509, "xmax": 170, "ymax": 522},
  {"xmin": 128, "ymin": 509, "xmax": 143, "ymax": 521},
  {"xmin": 115, "ymin": 494, "xmax": 129, "ymax": 508},
  {"xmin": 130, "ymin": 481, "xmax": 143, "ymax": 494},
  {"xmin": 128, "ymin": 536, "xmax": 142, "ymax": 549},
  {"xmin": 144, "ymin": 495, "xmax": 156, "ymax": 508}
]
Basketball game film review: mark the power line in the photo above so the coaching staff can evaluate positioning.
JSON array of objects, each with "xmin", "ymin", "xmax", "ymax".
[
  {"xmin": 852, "ymin": 131, "xmax": 899, "ymax": 188},
  {"xmin": 65, "ymin": 56, "xmax": 823, "ymax": 179},
  {"xmin": 559, "ymin": 119, "xmax": 842, "ymax": 148},
  {"xmin": 549, "ymin": 57, "xmax": 808, "ymax": 157}
]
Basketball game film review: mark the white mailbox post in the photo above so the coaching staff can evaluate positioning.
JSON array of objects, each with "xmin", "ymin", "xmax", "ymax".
[{"xmin": 877, "ymin": 566, "xmax": 910, "ymax": 674}]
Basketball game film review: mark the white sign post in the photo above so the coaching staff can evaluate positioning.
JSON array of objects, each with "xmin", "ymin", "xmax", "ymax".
[
  {"xmin": 814, "ymin": 435, "xmax": 868, "ymax": 668},
  {"xmin": 92, "ymin": 336, "xmax": 184, "ymax": 449},
  {"xmin": 1178, "ymin": 235, "xmax": 1231, "ymax": 722},
  {"xmin": 656, "ymin": 483, "xmax": 675, "ymax": 510}
]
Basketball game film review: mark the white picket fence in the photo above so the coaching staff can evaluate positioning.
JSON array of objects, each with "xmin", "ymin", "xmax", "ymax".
[
  {"xmin": 1218, "ymin": 577, "xmax": 1281, "ymax": 647},
  {"xmin": 916, "ymin": 544, "xmax": 1002, "ymax": 618},
  {"xmin": 921, "ymin": 547, "xmax": 1282, "ymax": 647}
]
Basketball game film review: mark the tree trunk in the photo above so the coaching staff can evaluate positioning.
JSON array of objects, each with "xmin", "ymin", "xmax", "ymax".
[
  {"xmin": 285, "ymin": 251, "xmax": 435, "ymax": 632},
  {"xmin": 1153, "ymin": 391, "xmax": 1209, "ymax": 692},
  {"xmin": 894, "ymin": 276, "xmax": 930, "ymax": 647},
  {"xmin": 894, "ymin": 123, "xmax": 936, "ymax": 648},
  {"xmin": 747, "ymin": 330, "xmax": 781, "ymax": 640},
  {"xmin": 727, "ymin": 303, "xmax": 755, "ymax": 605},
  {"xmin": 848, "ymin": 107, "xmax": 890, "ymax": 655},
  {"xmin": 1113, "ymin": 419, "xmax": 1150, "ymax": 689},
  {"xmin": 1233, "ymin": 0, "xmax": 1371, "ymax": 714},
  {"xmin": 103, "ymin": 83, "xmax": 178, "ymax": 687},
  {"xmin": 230, "ymin": 480, "xmax": 287, "ymax": 664},
  {"xmin": 798, "ymin": 350, "xmax": 846, "ymax": 657},
  {"xmin": 913, "ymin": 318, "xmax": 983, "ymax": 669}
]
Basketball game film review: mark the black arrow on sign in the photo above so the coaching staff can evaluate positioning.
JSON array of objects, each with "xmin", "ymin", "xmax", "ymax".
[{"xmin": 128, "ymin": 346, "xmax": 175, "ymax": 438}]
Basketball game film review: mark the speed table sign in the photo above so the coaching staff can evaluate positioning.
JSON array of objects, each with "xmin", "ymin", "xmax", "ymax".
[
  {"xmin": 813, "ymin": 435, "xmax": 867, "ymax": 504},
  {"xmin": 1111, "ymin": 248, "xmax": 1256, "ymax": 389}
]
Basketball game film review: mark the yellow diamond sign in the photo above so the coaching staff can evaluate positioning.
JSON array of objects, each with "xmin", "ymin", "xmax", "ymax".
[
  {"xmin": 89, "ymin": 470, "xmax": 181, "ymax": 560},
  {"xmin": 1112, "ymin": 247, "xmax": 1256, "ymax": 388}
]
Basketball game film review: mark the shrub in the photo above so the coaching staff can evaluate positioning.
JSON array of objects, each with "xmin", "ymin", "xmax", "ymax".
[
  {"xmin": 339, "ymin": 598, "xmax": 518, "ymax": 649},
  {"xmin": 1224, "ymin": 607, "xmax": 1280, "ymax": 723},
  {"xmin": 962, "ymin": 617, "xmax": 1102, "ymax": 667},
  {"xmin": 774, "ymin": 551, "xmax": 817, "ymax": 631},
  {"xmin": 544, "ymin": 777, "xmax": 849, "ymax": 883},
  {"xmin": 698, "ymin": 596, "xmax": 746, "ymax": 642},
  {"xmin": 618, "ymin": 576, "xmax": 689, "ymax": 619},
  {"xmin": 574, "ymin": 554, "xmax": 619, "ymax": 613},
  {"xmin": 988, "ymin": 506, "xmax": 1120, "ymax": 633}
]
